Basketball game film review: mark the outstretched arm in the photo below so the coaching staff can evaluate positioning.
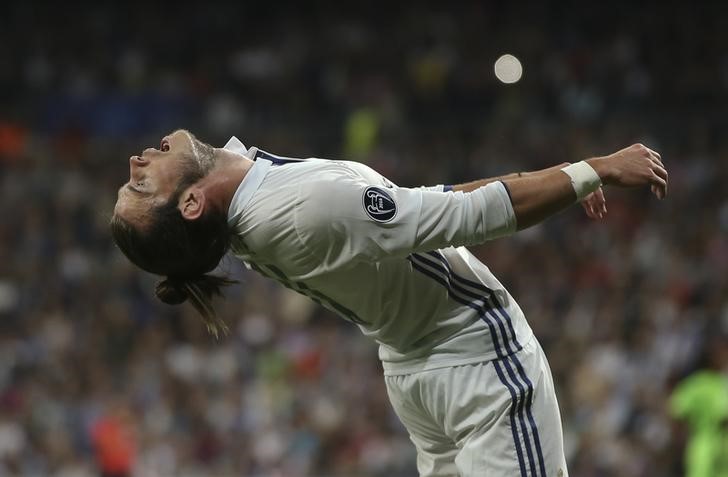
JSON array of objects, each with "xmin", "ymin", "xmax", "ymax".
[
  {"xmin": 502, "ymin": 143, "xmax": 667, "ymax": 230},
  {"xmin": 450, "ymin": 162, "xmax": 610, "ymax": 221},
  {"xmin": 451, "ymin": 162, "xmax": 571, "ymax": 193},
  {"xmin": 296, "ymin": 143, "xmax": 666, "ymax": 264}
]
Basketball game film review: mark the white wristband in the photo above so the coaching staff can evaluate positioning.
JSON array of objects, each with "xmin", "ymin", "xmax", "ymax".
[{"xmin": 560, "ymin": 161, "xmax": 602, "ymax": 200}]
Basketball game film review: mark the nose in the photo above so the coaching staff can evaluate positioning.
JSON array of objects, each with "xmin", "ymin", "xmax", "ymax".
[
  {"xmin": 130, "ymin": 155, "xmax": 148, "ymax": 166},
  {"xmin": 129, "ymin": 156, "xmax": 148, "ymax": 182}
]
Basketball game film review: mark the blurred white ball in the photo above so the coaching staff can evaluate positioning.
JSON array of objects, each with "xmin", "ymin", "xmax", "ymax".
[{"xmin": 494, "ymin": 54, "xmax": 523, "ymax": 84}]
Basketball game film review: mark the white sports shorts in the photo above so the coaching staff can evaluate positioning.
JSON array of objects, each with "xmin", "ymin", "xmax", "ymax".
[{"xmin": 384, "ymin": 336, "xmax": 567, "ymax": 477}]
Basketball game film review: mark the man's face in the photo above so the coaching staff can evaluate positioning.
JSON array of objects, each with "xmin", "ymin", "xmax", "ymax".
[{"xmin": 114, "ymin": 129, "xmax": 201, "ymax": 227}]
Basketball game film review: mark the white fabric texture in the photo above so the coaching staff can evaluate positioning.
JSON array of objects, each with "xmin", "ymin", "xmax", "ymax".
[
  {"xmin": 385, "ymin": 336, "xmax": 568, "ymax": 477},
  {"xmin": 226, "ymin": 149, "xmax": 531, "ymax": 375}
]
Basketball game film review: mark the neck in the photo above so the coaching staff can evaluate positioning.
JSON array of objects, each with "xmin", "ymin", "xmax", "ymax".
[{"xmin": 197, "ymin": 148, "xmax": 254, "ymax": 217}]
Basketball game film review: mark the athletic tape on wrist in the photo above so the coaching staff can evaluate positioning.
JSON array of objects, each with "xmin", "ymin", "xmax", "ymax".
[{"xmin": 560, "ymin": 161, "xmax": 602, "ymax": 200}]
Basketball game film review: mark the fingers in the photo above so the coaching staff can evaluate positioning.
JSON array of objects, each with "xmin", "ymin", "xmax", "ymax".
[
  {"xmin": 580, "ymin": 187, "xmax": 607, "ymax": 219},
  {"xmin": 648, "ymin": 151, "xmax": 664, "ymax": 170},
  {"xmin": 638, "ymin": 144, "xmax": 668, "ymax": 199},
  {"xmin": 647, "ymin": 147, "xmax": 662, "ymax": 165},
  {"xmin": 594, "ymin": 187, "xmax": 607, "ymax": 216},
  {"xmin": 581, "ymin": 193, "xmax": 596, "ymax": 218},
  {"xmin": 648, "ymin": 153, "xmax": 667, "ymax": 199},
  {"xmin": 652, "ymin": 162, "xmax": 668, "ymax": 181},
  {"xmin": 631, "ymin": 143, "xmax": 662, "ymax": 166},
  {"xmin": 581, "ymin": 200, "xmax": 597, "ymax": 219},
  {"xmin": 650, "ymin": 171, "xmax": 667, "ymax": 199}
]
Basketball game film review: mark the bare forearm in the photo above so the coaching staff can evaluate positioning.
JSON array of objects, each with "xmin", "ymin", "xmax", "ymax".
[
  {"xmin": 501, "ymin": 144, "xmax": 668, "ymax": 230},
  {"xmin": 451, "ymin": 162, "xmax": 579, "ymax": 230},
  {"xmin": 501, "ymin": 170, "xmax": 577, "ymax": 230},
  {"xmin": 446, "ymin": 143, "xmax": 667, "ymax": 234},
  {"xmin": 452, "ymin": 162, "xmax": 570, "ymax": 192}
]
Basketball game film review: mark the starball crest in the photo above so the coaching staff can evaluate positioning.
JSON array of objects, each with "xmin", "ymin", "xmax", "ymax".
[{"xmin": 362, "ymin": 186, "xmax": 397, "ymax": 223}]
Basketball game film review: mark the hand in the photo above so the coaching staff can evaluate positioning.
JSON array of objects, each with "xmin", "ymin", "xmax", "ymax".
[
  {"xmin": 581, "ymin": 186, "xmax": 607, "ymax": 219},
  {"xmin": 587, "ymin": 144, "xmax": 668, "ymax": 199}
]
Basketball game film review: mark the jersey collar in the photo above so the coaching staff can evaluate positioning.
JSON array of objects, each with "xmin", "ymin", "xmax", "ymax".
[{"xmin": 225, "ymin": 136, "xmax": 273, "ymax": 226}]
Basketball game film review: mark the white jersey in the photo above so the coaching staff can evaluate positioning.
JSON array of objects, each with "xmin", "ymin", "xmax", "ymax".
[{"xmin": 224, "ymin": 137, "xmax": 534, "ymax": 375}]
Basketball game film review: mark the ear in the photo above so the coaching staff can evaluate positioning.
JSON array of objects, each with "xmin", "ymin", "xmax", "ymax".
[{"xmin": 178, "ymin": 186, "xmax": 206, "ymax": 221}]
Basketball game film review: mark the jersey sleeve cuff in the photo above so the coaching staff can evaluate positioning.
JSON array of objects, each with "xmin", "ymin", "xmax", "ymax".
[{"xmin": 498, "ymin": 180, "xmax": 514, "ymax": 204}]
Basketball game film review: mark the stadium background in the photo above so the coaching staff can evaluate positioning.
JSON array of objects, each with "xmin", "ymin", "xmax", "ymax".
[{"xmin": 0, "ymin": 2, "xmax": 726, "ymax": 476}]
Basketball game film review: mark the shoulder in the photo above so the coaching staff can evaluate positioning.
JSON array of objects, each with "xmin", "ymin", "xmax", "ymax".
[
  {"xmin": 296, "ymin": 160, "xmax": 374, "ymax": 205},
  {"xmin": 296, "ymin": 164, "xmax": 363, "ymax": 225},
  {"xmin": 294, "ymin": 161, "xmax": 391, "ymax": 238}
]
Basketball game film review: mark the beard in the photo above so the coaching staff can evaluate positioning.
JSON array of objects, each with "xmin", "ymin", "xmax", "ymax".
[
  {"xmin": 175, "ymin": 150, "xmax": 212, "ymax": 196},
  {"xmin": 167, "ymin": 133, "xmax": 218, "ymax": 204},
  {"xmin": 190, "ymin": 136, "xmax": 217, "ymax": 174}
]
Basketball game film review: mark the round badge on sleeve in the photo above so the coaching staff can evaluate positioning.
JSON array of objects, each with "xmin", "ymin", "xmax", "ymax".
[{"xmin": 362, "ymin": 186, "xmax": 397, "ymax": 223}]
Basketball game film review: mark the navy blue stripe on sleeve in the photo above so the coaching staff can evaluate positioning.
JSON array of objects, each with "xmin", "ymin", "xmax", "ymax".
[{"xmin": 499, "ymin": 180, "xmax": 514, "ymax": 204}]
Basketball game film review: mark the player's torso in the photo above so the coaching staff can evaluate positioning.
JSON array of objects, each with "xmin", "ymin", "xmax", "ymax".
[{"xmin": 229, "ymin": 158, "xmax": 533, "ymax": 374}]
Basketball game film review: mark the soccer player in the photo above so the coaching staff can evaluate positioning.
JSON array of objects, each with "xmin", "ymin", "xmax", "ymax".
[{"xmin": 111, "ymin": 129, "xmax": 667, "ymax": 476}]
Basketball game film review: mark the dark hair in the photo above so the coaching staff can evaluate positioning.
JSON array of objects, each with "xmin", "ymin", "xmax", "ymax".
[{"xmin": 110, "ymin": 156, "xmax": 235, "ymax": 337}]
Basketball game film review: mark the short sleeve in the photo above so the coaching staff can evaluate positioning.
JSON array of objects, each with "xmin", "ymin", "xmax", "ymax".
[{"xmin": 294, "ymin": 166, "xmax": 516, "ymax": 267}]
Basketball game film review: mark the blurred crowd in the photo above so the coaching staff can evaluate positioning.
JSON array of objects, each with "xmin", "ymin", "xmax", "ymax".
[{"xmin": 0, "ymin": 2, "xmax": 727, "ymax": 476}]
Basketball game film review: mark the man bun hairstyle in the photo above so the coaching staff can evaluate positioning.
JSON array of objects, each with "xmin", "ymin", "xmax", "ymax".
[
  {"xmin": 110, "ymin": 143, "xmax": 235, "ymax": 337},
  {"xmin": 110, "ymin": 200, "xmax": 235, "ymax": 336},
  {"xmin": 155, "ymin": 277, "xmax": 188, "ymax": 305},
  {"xmin": 155, "ymin": 275, "xmax": 236, "ymax": 336}
]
